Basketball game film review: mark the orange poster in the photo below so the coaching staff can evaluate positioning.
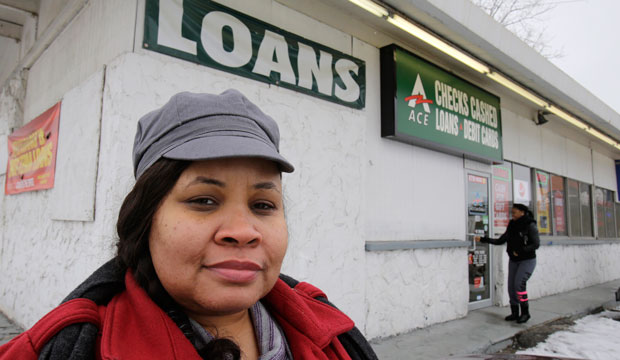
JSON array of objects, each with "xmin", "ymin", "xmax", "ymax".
[{"xmin": 5, "ymin": 102, "xmax": 61, "ymax": 195}]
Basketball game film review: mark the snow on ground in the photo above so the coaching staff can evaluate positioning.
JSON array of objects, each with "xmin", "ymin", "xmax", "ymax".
[{"xmin": 517, "ymin": 307, "xmax": 620, "ymax": 360}]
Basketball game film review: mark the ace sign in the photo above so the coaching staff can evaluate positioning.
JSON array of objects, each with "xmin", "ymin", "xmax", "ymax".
[
  {"xmin": 380, "ymin": 45, "xmax": 503, "ymax": 163},
  {"xmin": 144, "ymin": 0, "xmax": 365, "ymax": 108}
]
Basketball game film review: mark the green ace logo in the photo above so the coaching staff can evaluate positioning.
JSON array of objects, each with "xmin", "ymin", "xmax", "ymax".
[{"xmin": 404, "ymin": 74, "xmax": 433, "ymax": 125}]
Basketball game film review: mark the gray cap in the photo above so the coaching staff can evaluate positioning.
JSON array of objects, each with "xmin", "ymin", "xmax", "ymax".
[{"xmin": 132, "ymin": 89, "xmax": 294, "ymax": 179}]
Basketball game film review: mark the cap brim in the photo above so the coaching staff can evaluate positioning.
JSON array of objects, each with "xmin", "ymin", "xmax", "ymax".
[{"xmin": 162, "ymin": 135, "xmax": 294, "ymax": 173}]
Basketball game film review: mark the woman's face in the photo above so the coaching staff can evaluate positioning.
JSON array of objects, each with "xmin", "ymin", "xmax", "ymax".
[
  {"xmin": 512, "ymin": 207, "xmax": 525, "ymax": 220},
  {"xmin": 149, "ymin": 158, "xmax": 287, "ymax": 318}
]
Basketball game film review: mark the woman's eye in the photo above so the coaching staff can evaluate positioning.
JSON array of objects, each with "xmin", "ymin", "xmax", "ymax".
[
  {"xmin": 187, "ymin": 197, "xmax": 216, "ymax": 207},
  {"xmin": 253, "ymin": 201, "xmax": 276, "ymax": 212}
]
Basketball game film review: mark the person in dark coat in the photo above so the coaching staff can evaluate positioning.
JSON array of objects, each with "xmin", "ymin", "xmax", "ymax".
[{"xmin": 476, "ymin": 203, "xmax": 540, "ymax": 323}]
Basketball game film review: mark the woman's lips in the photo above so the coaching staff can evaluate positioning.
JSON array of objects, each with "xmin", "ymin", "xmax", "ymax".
[{"xmin": 205, "ymin": 260, "xmax": 262, "ymax": 283}]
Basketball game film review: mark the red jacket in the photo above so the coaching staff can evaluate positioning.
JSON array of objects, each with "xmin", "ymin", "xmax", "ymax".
[{"xmin": 0, "ymin": 272, "xmax": 355, "ymax": 359}]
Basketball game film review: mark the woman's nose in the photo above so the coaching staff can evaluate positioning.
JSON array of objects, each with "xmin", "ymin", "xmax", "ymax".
[{"xmin": 214, "ymin": 207, "xmax": 262, "ymax": 246}]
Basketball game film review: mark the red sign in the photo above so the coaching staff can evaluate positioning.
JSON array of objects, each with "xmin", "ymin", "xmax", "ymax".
[
  {"xmin": 551, "ymin": 175, "xmax": 566, "ymax": 234},
  {"xmin": 519, "ymin": 182, "xmax": 526, "ymax": 197},
  {"xmin": 493, "ymin": 181, "xmax": 511, "ymax": 230},
  {"xmin": 5, "ymin": 102, "xmax": 61, "ymax": 195},
  {"xmin": 468, "ymin": 174, "xmax": 487, "ymax": 185},
  {"xmin": 493, "ymin": 165, "xmax": 512, "ymax": 235}
]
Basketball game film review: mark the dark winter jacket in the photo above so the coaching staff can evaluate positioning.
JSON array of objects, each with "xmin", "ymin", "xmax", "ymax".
[
  {"xmin": 0, "ymin": 258, "xmax": 377, "ymax": 360},
  {"xmin": 481, "ymin": 214, "xmax": 540, "ymax": 261}
]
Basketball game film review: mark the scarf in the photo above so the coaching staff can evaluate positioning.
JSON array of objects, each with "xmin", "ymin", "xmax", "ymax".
[{"xmin": 189, "ymin": 301, "xmax": 291, "ymax": 360}]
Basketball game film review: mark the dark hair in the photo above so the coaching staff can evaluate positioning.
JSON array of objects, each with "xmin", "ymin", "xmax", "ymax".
[
  {"xmin": 512, "ymin": 203, "xmax": 534, "ymax": 219},
  {"xmin": 512, "ymin": 203, "xmax": 529, "ymax": 213},
  {"xmin": 116, "ymin": 158, "xmax": 241, "ymax": 360},
  {"xmin": 116, "ymin": 158, "xmax": 190, "ymax": 293}
]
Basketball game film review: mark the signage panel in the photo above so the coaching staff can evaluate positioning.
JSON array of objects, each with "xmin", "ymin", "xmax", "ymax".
[
  {"xmin": 492, "ymin": 164, "xmax": 512, "ymax": 236},
  {"xmin": 5, "ymin": 102, "xmax": 61, "ymax": 195},
  {"xmin": 381, "ymin": 45, "xmax": 502, "ymax": 162},
  {"xmin": 535, "ymin": 170, "xmax": 551, "ymax": 234},
  {"xmin": 144, "ymin": 0, "xmax": 365, "ymax": 109},
  {"xmin": 551, "ymin": 175, "xmax": 566, "ymax": 235}
]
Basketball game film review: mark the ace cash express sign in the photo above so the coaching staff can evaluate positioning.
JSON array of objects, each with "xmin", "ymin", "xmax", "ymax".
[
  {"xmin": 144, "ymin": 0, "xmax": 365, "ymax": 109},
  {"xmin": 380, "ymin": 45, "xmax": 503, "ymax": 163}
]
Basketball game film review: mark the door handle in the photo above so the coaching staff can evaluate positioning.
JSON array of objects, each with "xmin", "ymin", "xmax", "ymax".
[{"xmin": 466, "ymin": 233, "xmax": 476, "ymax": 250}]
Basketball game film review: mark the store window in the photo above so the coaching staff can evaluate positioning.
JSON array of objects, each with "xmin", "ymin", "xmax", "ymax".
[
  {"xmin": 567, "ymin": 179, "xmax": 581, "ymax": 236},
  {"xmin": 605, "ymin": 189, "xmax": 616, "ymax": 238},
  {"xmin": 566, "ymin": 179, "xmax": 593, "ymax": 237},
  {"xmin": 551, "ymin": 175, "xmax": 567, "ymax": 236},
  {"xmin": 492, "ymin": 163, "xmax": 512, "ymax": 237},
  {"xmin": 512, "ymin": 163, "xmax": 531, "ymax": 209},
  {"xmin": 579, "ymin": 183, "xmax": 593, "ymax": 237},
  {"xmin": 595, "ymin": 187, "xmax": 617, "ymax": 238},
  {"xmin": 534, "ymin": 170, "xmax": 551, "ymax": 235}
]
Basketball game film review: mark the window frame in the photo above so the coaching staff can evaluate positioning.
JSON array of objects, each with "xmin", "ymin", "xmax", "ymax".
[
  {"xmin": 532, "ymin": 169, "xmax": 552, "ymax": 236},
  {"xmin": 564, "ymin": 179, "xmax": 594, "ymax": 238},
  {"xmin": 550, "ymin": 174, "xmax": 568, "ymax": 236},
  {"xmin": 594, "ymin": 186, "xmax": 617, "ymax": 239}
]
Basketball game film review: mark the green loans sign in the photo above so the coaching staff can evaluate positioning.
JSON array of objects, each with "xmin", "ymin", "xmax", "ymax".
[
  {"xmin": 144, "ymin": 0, "xmax": 365, "ymax": 109},
  {"xmin": 380, "ymin": 45, "xmax": 502, "ymax": 162}
]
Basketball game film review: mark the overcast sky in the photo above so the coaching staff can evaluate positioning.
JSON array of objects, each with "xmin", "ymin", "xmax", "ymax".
[{"xmin": 542, "ymin": 0, "xmax": 620, "ymax": 114}]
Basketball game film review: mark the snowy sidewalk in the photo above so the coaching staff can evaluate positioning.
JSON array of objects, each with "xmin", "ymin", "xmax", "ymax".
[
  {"xmin": 371, "ymin": 278, "xmax": 620, "ymax": 359},
  {"xmin": 516, "ymin": 307, "xmax": 620, "ymax": 359}
]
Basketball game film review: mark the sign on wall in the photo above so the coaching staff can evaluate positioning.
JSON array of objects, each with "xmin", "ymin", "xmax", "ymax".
[
  {"xmin": 551, "ymin": 175, "xmax": 566, "ymax": 235},
  {"xmin": 5, "ymin": 102, "xmax": 61, "ymax": 195},
  {"xmin": 381, "ymin": 45, "xmax": 502, "ymax": 162},
  {"xmin": 144, "ymin": 0, "xmax": 365, "ymax": 109},
  {"xmin": 467, "ymin": 174, "xmax": 488, "ymax": 215},
  {"xmin": 513, "ymin": 179, "xmax": 531, "ymax": 204},
  {"xmin": 492, "ymin": 164, "xmax": 512, "ymax": 236},
  {"xmin": 535, "ymin": 170, "xmax": 551, "ymax": 234}
]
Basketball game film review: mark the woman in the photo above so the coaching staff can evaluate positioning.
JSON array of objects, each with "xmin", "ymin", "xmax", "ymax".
[
  {"xmin": 0, "ymin": 90, "xmax": 377, "ymax": 360},
  {"xmin": 475, "ymin": 203, "xmax": 540, "ymax": 324}
]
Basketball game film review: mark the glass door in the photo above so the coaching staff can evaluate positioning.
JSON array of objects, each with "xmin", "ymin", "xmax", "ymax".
[{"xmin": 466, "ymin": 172, "xmax": 493, "ymax": 310}]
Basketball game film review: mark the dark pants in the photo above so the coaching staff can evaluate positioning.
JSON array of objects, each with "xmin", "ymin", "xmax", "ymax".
[{"xmin": 508, "ymin": 258, "xmax": 536, "ymax": 305}]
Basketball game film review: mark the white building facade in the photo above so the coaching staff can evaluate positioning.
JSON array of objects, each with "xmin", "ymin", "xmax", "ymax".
[{"xmin": 1, "ymin": 0, "xmax": 620, "ymax": 341}]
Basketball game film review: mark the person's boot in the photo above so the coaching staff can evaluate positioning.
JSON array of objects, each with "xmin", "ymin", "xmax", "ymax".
[
  {"xmin": 517, "ymin": 302, "xmax": 530, "ymax": 323},
  {"xmin": 504, "ymin": 305, "xmax": 519, "ymax": 321}
]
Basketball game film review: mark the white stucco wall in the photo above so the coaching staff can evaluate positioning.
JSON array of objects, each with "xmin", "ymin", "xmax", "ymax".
[
  {"xmin": 50, "ymin": 69, "xmax": 104, "ymax": 221},
  {"xmin": 501, "ymin": 106, "xmax": 598, "ymax": 185},
  {"xmin": 592, "ymin": 150, "xmax": 617, "ymax": 192},
  {"xmin": 489, "ymin": 241, "xmax": 620, "ymax": 307},
  {"xmin": 566, "ymin": 139, "xmax": 594, "ymax": 184},
  {"xmin": 0, "ymin": 37, "xmax": 19, "ymax": 87},
  {"xmin": 501, "ymin": 107, "xmax": 543, "ymax": 170},
  {"xmin": 526, "ymin": 243, "xmax": 620, "ymax": 300},
  {"xmin": 540, "ymin": 127, "xmax": 567, "ymax": 176},
  {"xmin": 0, "ymin": 71, "xmax": 116, "ymax": 329},
  {"xmin": 37, "ymin": 0, "xmax": 71, "ymax": 39},
  {"xmin": 358, "ymin": 13, "xmax": 469, "ymax": 338},
  {"xmin": 23, "ymin": 0, "xmax": 136, "ymax": 122},
  {"xmin": 363, "ymin": 40, "xmax": 466, "ymax": 241},
  {"xmin": 365, "ymin": 248, "xmax": 468, "ymax": 339}
]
